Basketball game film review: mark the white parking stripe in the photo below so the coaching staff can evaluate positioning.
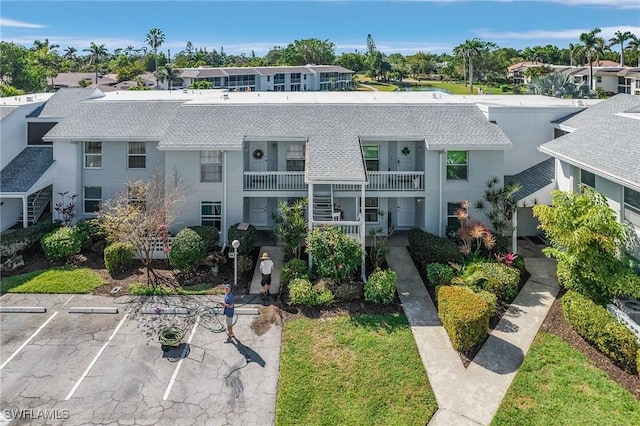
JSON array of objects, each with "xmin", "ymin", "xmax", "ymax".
[
  {"xmin": 65, "ymin": 313, "xmax": 129, "ymax": 400},
  {"xmin": 0, "ymin": 311, "xmax": 58, "ymax": 370},
  {"xmin": 61, "ymin": 295, "xmax": 75, "ymax": 306},
  {"xmin": 163, "ymin": 316, "xmax": 200, "ymax": 401}
]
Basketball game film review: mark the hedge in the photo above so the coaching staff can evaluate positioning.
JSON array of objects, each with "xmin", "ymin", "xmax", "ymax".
[
  {"xmin": 288, "ymin": 278, "xmax": 334, "ymax": 306},
  {"xmin": 227, "ymin": 223, "xmax": 256, "ymax": 255},
  {"xmin": 426, "ymin": 262, "xmax": 454, "ymax": 287},
  {"xmin": 281, "ymin": 259, "xmax": 309, "ymax": 285},
  {"xmin": 104, "ymin": 242, "xmax": 134, "ymax": 274},
  {"xmin": 408, "ymin": 228, "xmax": 462, "ymax": 267},
  {"xmin": 169, "ymin": 228, "xmax": 205, "ymax": 272},
  {"xmin": 562, "ymin": 291, "xmax": 639, "ymax": 373},
  {"xmin": 474, "ymin": 262, "xmax": 521, "ymax": 301},
  {"xmin": 364, "ymin": 268, "xmax": 397, "ymax": 304},
  {"xmin": 438, "ymin": 285, "xmax": 489, "ymax": 352},
  {"xmin": 188, "ymin": 225, "xmax": 219, "ymax": 253},
  {"xmin": 41, "ymin": 226, "xmax": 83, "ymax": 260}
]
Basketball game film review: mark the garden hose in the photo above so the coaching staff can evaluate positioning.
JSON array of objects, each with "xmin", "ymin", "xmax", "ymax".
[{"xmin": 159, "ymin": 326, "xmax": 186, "ymax": 346}]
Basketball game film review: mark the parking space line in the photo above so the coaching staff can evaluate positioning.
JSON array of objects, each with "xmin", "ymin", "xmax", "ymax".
[
  {"xmin": 163, "ymin": 315, "xmax": 200, "ymax": 401},
  {"xmin": 0, "ymin": 311, "xmax": 58, "ymax": 371},
  {"xmin": 65, "ymin": 313, "xmax": 129, "ymax": 400},
  {"xmin": 61, "ymin": 295, "xmax": 75, "ymax": 306}
]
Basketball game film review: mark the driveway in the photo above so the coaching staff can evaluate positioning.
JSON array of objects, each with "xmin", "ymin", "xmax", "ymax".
[{"xmin": 0, "ymin": 294, "xmax": 281, "ymax": 425}]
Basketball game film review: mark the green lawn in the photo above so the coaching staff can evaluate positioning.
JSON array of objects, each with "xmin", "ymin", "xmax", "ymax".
[
  {"xmin": 0, "ymin": 267, "xmax": 105, "ymax": 293},
  {"xmin": 493, "ymin": 332, "xmax": 640, "ymax": 426},
  {"xmin": 276, "ymin": 313, "xmax": 436, "ymax": 426},
  {"xmin": 399, "ymin": 79, "xmax": 508, "ymax": 95}
]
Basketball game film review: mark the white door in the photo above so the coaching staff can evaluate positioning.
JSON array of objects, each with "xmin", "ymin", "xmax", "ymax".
[
  {"xmin": 397, "ymin": 142, "xmax": 415, "ymax": 171},
  {"xmin": 250, "ymin": 197, "xmax": 268, "ymax": 227},
  {"xmin": 397, "ymin": 198, "xmax": 415, "ymax": 227},
  {"xmin": 249, "ymin": 141, "xmax": 267, "ymax": 171}
]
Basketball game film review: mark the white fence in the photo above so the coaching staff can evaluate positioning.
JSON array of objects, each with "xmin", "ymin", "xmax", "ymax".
[{"xmin": 132, "ymin": 236, "xmax": 175, "ymax": 260}]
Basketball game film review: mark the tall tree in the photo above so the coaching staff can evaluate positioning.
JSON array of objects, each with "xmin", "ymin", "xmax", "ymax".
[
  {"xmin": 609, "ymin": 31, "xmax": 633, "ymax": 66},
  {"xmin": 628, "ymin": 34, "xmax": 640, "ymax": 67},
  {"xmin": 83, "ymin": 42, "xmax": 108, "ymax": 84},
  {"xmin": 463, "ymin": 38, "xmax": 484, "ymax": 93},
  {"xmin": 366, "ymin": 34, "xmax": 377, "ymax": 56},
  {"xmin": 579, "ymin": 28, "xmax": 602, "ymax": 90},
  {"xmin": 281, "ymin": 38, "xmax": 335, "ymax": 65},
  {"xmin": 145, "ymin": 28, "xmax": 165, "ymax": 89}
]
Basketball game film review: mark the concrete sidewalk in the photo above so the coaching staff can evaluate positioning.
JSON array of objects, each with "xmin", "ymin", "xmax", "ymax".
[
  {"xmin": 249, "ymin": 246, "xmax": 284, "ymax": 297},
  {"xmin": 387, "ymin": 247, "xmax": 560, "ymax": 426}
]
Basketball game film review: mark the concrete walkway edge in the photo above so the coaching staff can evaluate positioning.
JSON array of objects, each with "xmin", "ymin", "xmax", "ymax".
[{"xmin": 387, "ymin": 247, "xmax": 560, "ymax": 426}]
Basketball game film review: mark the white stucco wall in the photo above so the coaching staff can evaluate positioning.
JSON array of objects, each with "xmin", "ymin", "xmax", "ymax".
[
  {"xmin": 555, "ymin": 159, "xmax": 573, "ymax": 192},
  {"xmin": 52, "ymin": 140, "xmax": 80, "ymax": 223},
  {"xmin": 1, "ymin": 103, "xmax": 46, "ymax": 169},
  {"xmin": 0, "ymin": 198, "xmax": 23, "ymax": 232},
  {"xmin": 487, "ymin": 106, "xmax": 583, "ymax": 175}
]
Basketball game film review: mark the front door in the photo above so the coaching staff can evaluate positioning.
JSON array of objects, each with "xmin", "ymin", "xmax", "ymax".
[
  {"xmin": 250, "ymin": 197, "xmax": 268, "ymax": 227},
  {"xmin": 397, "ymin": 198, "xmax": 415, "ymax": 227},
  {"xmin": 249, "ymin": 141, "xmax": 267, "ymax": 172},
  {"xmin": 397, "ymin": 142, "xmax": 415, "ymax": 171}
]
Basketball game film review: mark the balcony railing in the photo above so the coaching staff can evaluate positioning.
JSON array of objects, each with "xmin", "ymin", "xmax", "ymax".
[
  {"xmin": 244, "ymin": 171, "xmax": 306, "ymax": 191},
  {"xmin": 243, "ymin": 171, "xmax": 424, "ymax": 191},
  {"xmin": 312, "ymin": 221, "xmax": 360, "ymax": 240},
  {"xmin": 334, "ymin": 171, "xmax": 425, "ymax": 191}
]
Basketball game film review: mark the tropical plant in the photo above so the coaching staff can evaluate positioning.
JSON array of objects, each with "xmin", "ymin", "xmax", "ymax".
[
  {"xmin": 84, "ymin": 42, "xmax": 108, "ymax": 84},
  {"xmin": 475, "ymin": 176, "xmax": 522, "ymax": 237},
  {"xmin": 145, "ymin": 28, "xmax": 165, "ymax": 89},
  {"xmin": 533, "ymin": 186, "xmax": 640, "ymax": 304},
  {"xmin": 628, "ymin": 34, "xmax": 640, "ymax": 67},
  {"xmin": 527, "ymin": 72, "xmax": 591, "ymax": 98},
  {"xmin": 54, "ymin": 192, "xmax": 78, "ymax": 226},
  {"xmin": 609, "ymin": 31, "xmax": 633, "ymax": 67},
  {"xmin": 273, "ymin": 198, "xmax": 307, "ymax": 261},
  {"xmin": 578, "ymin": 28, "xmax": 604, "ymax": 90},
  {"xmin": 368, "ymin": 225, "xmax": 392, "ymax": 270},
  {"xmin": 305, "ymin": 225, "xmax": 363, "ymax": 283},
  {"xmin": 364, "ymin": 268, "xmax": 397, "ymax": 304},
  {"xmin": 454, "ymin": 201, "xmax": 496, "ymax": 256}
]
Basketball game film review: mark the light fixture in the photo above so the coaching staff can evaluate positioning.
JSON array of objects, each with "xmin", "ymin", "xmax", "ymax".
[{"xmin": 232, "ymin": 239, "xmax": 240, "ymax": 286}]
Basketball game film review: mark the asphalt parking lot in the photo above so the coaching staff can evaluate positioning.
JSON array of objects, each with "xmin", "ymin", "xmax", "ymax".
[{"xmin": 0, "ymin": 293, "xmax": 281, "ymax": 425}]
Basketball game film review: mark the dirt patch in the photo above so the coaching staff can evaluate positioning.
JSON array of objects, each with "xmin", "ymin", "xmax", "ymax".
[{"xmin": 251, "ymin": 305, "xmax": 283, "ymax": 336}]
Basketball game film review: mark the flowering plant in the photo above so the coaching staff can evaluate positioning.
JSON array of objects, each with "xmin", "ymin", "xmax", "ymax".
[{"xmin": 305, "ymin": 225, "xmax": 363, "ymax": 282}]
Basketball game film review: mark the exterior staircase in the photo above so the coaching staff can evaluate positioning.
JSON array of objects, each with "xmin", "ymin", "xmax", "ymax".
[
  {"xmin": 17, "ymin": 187, "xmax": 52, "ymax": 226},
  {"xmin": 313, "ymin": 195, "xmax": 334, "ymax": 221}
]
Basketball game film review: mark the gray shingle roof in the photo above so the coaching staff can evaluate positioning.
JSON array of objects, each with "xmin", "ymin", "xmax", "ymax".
[
  {"xmin": 540, "ymin": 95, "xmax": 640, "ymax": 190},
  {"xmin": 554, "ymin": 93, "xmax": 640, "ymax": 130},
  {"xmin": 38, "ymin": 88, "xmax": 104, "ymax": 118},
  {"xmin": 505, "ymin": 158, "xmax": 554, "ymax": 200},
  {"xmin": 0, "ymin": 147, "xmax": 54, "ymax": 193},
  {"xmin": 44, "ymin": 101, "xmax": 183, "ymax": 140}
]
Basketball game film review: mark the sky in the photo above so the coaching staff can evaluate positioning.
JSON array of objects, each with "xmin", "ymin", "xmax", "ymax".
[{"xmin": 0, "ymin": 0, "xmax": 638, "ymax": 57}]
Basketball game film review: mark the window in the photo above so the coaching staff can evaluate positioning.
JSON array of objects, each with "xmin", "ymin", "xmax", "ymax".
[
  {"xmin": 84, "ymin": 142, "xmax": 102, "ymax": 168},
  {"xmin": 201, "ymin": 151, "xmax": 223, "ymax": 182},
  {"xmin": 624, "ymin": 187, "xmax": 640, "ymax": 228},
  {"xmin": 446, "ymin": 151, "xmax": 468, "ymax": 180},
  {"xmin": 363, "ymin": 145, "xmax": 379, "ymax": 171},
  {"xmin": 596, "ymin": 76, "xmax": 602, "ymax": 83},
  {"xmin": 127, "ymin": 185, "xmax": 146, "ymax": 211},
  {"xmin": 286, "ymin": 144, "xmax": 305, "ymax": 171},
  {"xmin": 128, "ymin": 142, "xmax": 146, "ymax": 169},
  {"xmin": 84, "ymin": 186, "xmax": 101, "ymax": 213},
  {"xmin": 365, "ymin": 198, "xmax": 379, "ymax": 223},
  {"xmin": 580, "ymin": 170, "xmax": 596, "ymax": 188},
  {"xmin": 201, "ymin": 201, "xmax": 222, "ymax": 229},
  {"xmin": 447, "ymin": 202, "xmax": 465, "ymax": 230}
]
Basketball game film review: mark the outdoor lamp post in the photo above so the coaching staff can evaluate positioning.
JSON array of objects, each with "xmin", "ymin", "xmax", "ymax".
[{"xmin": 232, "ymin": 239, "xmax": 240, "ymax": 287}]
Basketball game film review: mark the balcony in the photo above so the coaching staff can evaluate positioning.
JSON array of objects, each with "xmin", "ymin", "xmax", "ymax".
[{"xmin": 243, "ymin": 171, "xmax": 424, "ymax": 192}]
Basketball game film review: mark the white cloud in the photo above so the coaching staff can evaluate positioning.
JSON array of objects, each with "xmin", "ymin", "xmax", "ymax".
[
  {"xmin": 478, "ymin": 26, "xmax": 640, "ymax": 42},
  {"xmin": 0, "ymin": 18, "xmax": 46, "ymax": 29},
  {"xmin": 423, "ymin": 0, "xmax": 639, "ymax": 8}
]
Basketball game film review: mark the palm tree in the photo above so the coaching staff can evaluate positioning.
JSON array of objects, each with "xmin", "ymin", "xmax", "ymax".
[
  {"xmin": 145, "ymin": 28, "xmax": 165, "ymax": 89},
  {"xmin": 579, "ymin": 28, "xmax": 602, "ymax": 90},
  {"xmin": 628, "ymin": 34, "xmax": 640, "ymax": 67},
  {"xmin": 609, "ymin": 31, "xmax": 633, "ymax": 67},
  {"xmin": 63, "ymin": 46, "xmax": 77, "ymax": 61},
  {"xmin": 84, "ymin": 42, "xmax": 108, "ymax": 84},
  {"xmin": 453, "ymin": 43, "xmax": 468, "ymax": 87},
  {"xmin": 464, "ymin": 38, "xmax": 484, "ymax": 93},
  {"xmin": 568, "ymin": 43, "xmax": 583, "ymax": 67},
  {"xmin": 124, "ymin": 45, "xmax": 135, "ymax": 57}
]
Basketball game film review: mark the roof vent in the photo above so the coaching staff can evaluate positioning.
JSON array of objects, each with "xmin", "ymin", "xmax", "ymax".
[
  {"xmin": 222, "ymin": 93, "xmax": 229, "ymax": 100},
  {"xmin": 26, "ymin": 96, "xmax": 33, "ymax": 102},
  {"xmin": 182, "ymin": 89, "xmax": 188, "ymax": 94}
]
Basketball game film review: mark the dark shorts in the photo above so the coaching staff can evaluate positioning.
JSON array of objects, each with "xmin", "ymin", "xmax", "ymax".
[{"xmin": 261, "ymin": 273, "xmax": 272, "ymax": 286}]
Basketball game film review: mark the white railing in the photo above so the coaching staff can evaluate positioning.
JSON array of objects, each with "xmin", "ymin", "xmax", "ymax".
[
  {"xmin": 335, "ymin": 171, "xmax": 425, "ymax": 191},
  {"xmin": 244, "ymin": 171, "xmax": 306, "ymax": 191},
  {"xmin": 133, "ymin": 236, "xmax": 175, "ymax": 260},
  {"xmin": 312, "ymin": 221, "xmax": 360, "ymax": 240}
]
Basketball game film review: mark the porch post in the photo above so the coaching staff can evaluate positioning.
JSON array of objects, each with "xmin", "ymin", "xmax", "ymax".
[
  {"xmin": 360, "ymin": 184, "xmax": 366, "ymax": 282},
  {"xmin": 308, "ymin": 183, "xmax": 314, "ymax": 270},
  {"xmin": 512, "ymin": 208, "xmax": 518, "ymax": 254},
  {"xmin": 22, "ymin": 195, "xmax": 28, "ymax": 228}
]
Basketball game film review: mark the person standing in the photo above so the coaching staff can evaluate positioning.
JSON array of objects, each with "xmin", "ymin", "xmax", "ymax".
[
  {"xmin": 260, "ymin": 252, "xmax": 274, "ymax": 299},
  {"xmin": 222, "ymin": 284, "xmax": 235, "ymax": 342}
]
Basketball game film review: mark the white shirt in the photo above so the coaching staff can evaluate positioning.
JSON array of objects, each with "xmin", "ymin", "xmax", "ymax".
[{"xmin": 260, "ymin": 259, "xmax": 274, "ymax": 274}]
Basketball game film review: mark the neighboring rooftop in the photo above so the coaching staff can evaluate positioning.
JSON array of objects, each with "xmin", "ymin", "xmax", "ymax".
[{"xmin": 554, "ymin": 93, "xmax": 640, "ymax": 130}]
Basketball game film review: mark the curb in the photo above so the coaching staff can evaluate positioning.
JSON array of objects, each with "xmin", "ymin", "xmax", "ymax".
[
  {"xmin": 0, "ymin": 306, "xmax": 47, "ymax": 313},
  {"xmin": 68, "ymin": 307, "xmax": 119, "ymax": 314}
]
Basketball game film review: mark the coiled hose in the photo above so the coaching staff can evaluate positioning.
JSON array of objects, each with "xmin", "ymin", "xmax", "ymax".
[{"xmin": 159, "ymin": 326, "xmax": 186, "ymax": 347}]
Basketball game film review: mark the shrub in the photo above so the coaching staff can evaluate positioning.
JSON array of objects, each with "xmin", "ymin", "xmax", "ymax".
[
  {"xmin": 281, "ymin": 259, "xmax": 309, "ymax": 285},
  {"xmin": 74, "ymin": 219, "xmax": 103, "ymax": 248},
  {"xmin": 104, "ymin": 242, "xmax": 134, "ymax": 274},
  {"xmin": 364, "ymin": 268, "xmax": 397, "ymax": 304},
  {"xmin": 472, "ymin": 288, "xmax": 498, "ymax": 317},
  {"xmin": 169, "ymin": 228, "xmax": 205, "ymax": 272},
  {"xmin": 41, "ymin": 226, "xmax": 83, "ymax": 260},
  {"xmin": 438, "ymin": 285, "xmax": 489, "ymax": 352},
  {"xmin": 188, "ymin": 226, "xmax": 219, "ymax": 253},
  {"xmin": 426, "ymin": 263, "xmax": 454, "ymax": 286},
  {"xmin": 227, "ymin": 223, "xmax": 256, "ymax": 255},
  {"xmin": 562, "ymin": 291, "xmax": 639, "ymax": 372},
  {"xmin": 474, "ymin": 262, "xmax": 521, "ymax": 301},
  {"xmin": 1, "ymin": 221, "xmax": 59, "ymax": 257},
  {"xmin": 236, "ymin": 254, "xmax": 253, "ymax": 275},
  {"xmin": 288, "ymin": 278, "xmax": 334, "ymax": 306},
  {"xmin": 305, "ymin": 225, "xmax": 363, "ymax": 282},
  {"xmin": 408, "ymin": 228, "xmax": 462, "ymax": 267},
  {"xmin": 500, "ymin": 84, "xmax": 511, "ymax": 92}
]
